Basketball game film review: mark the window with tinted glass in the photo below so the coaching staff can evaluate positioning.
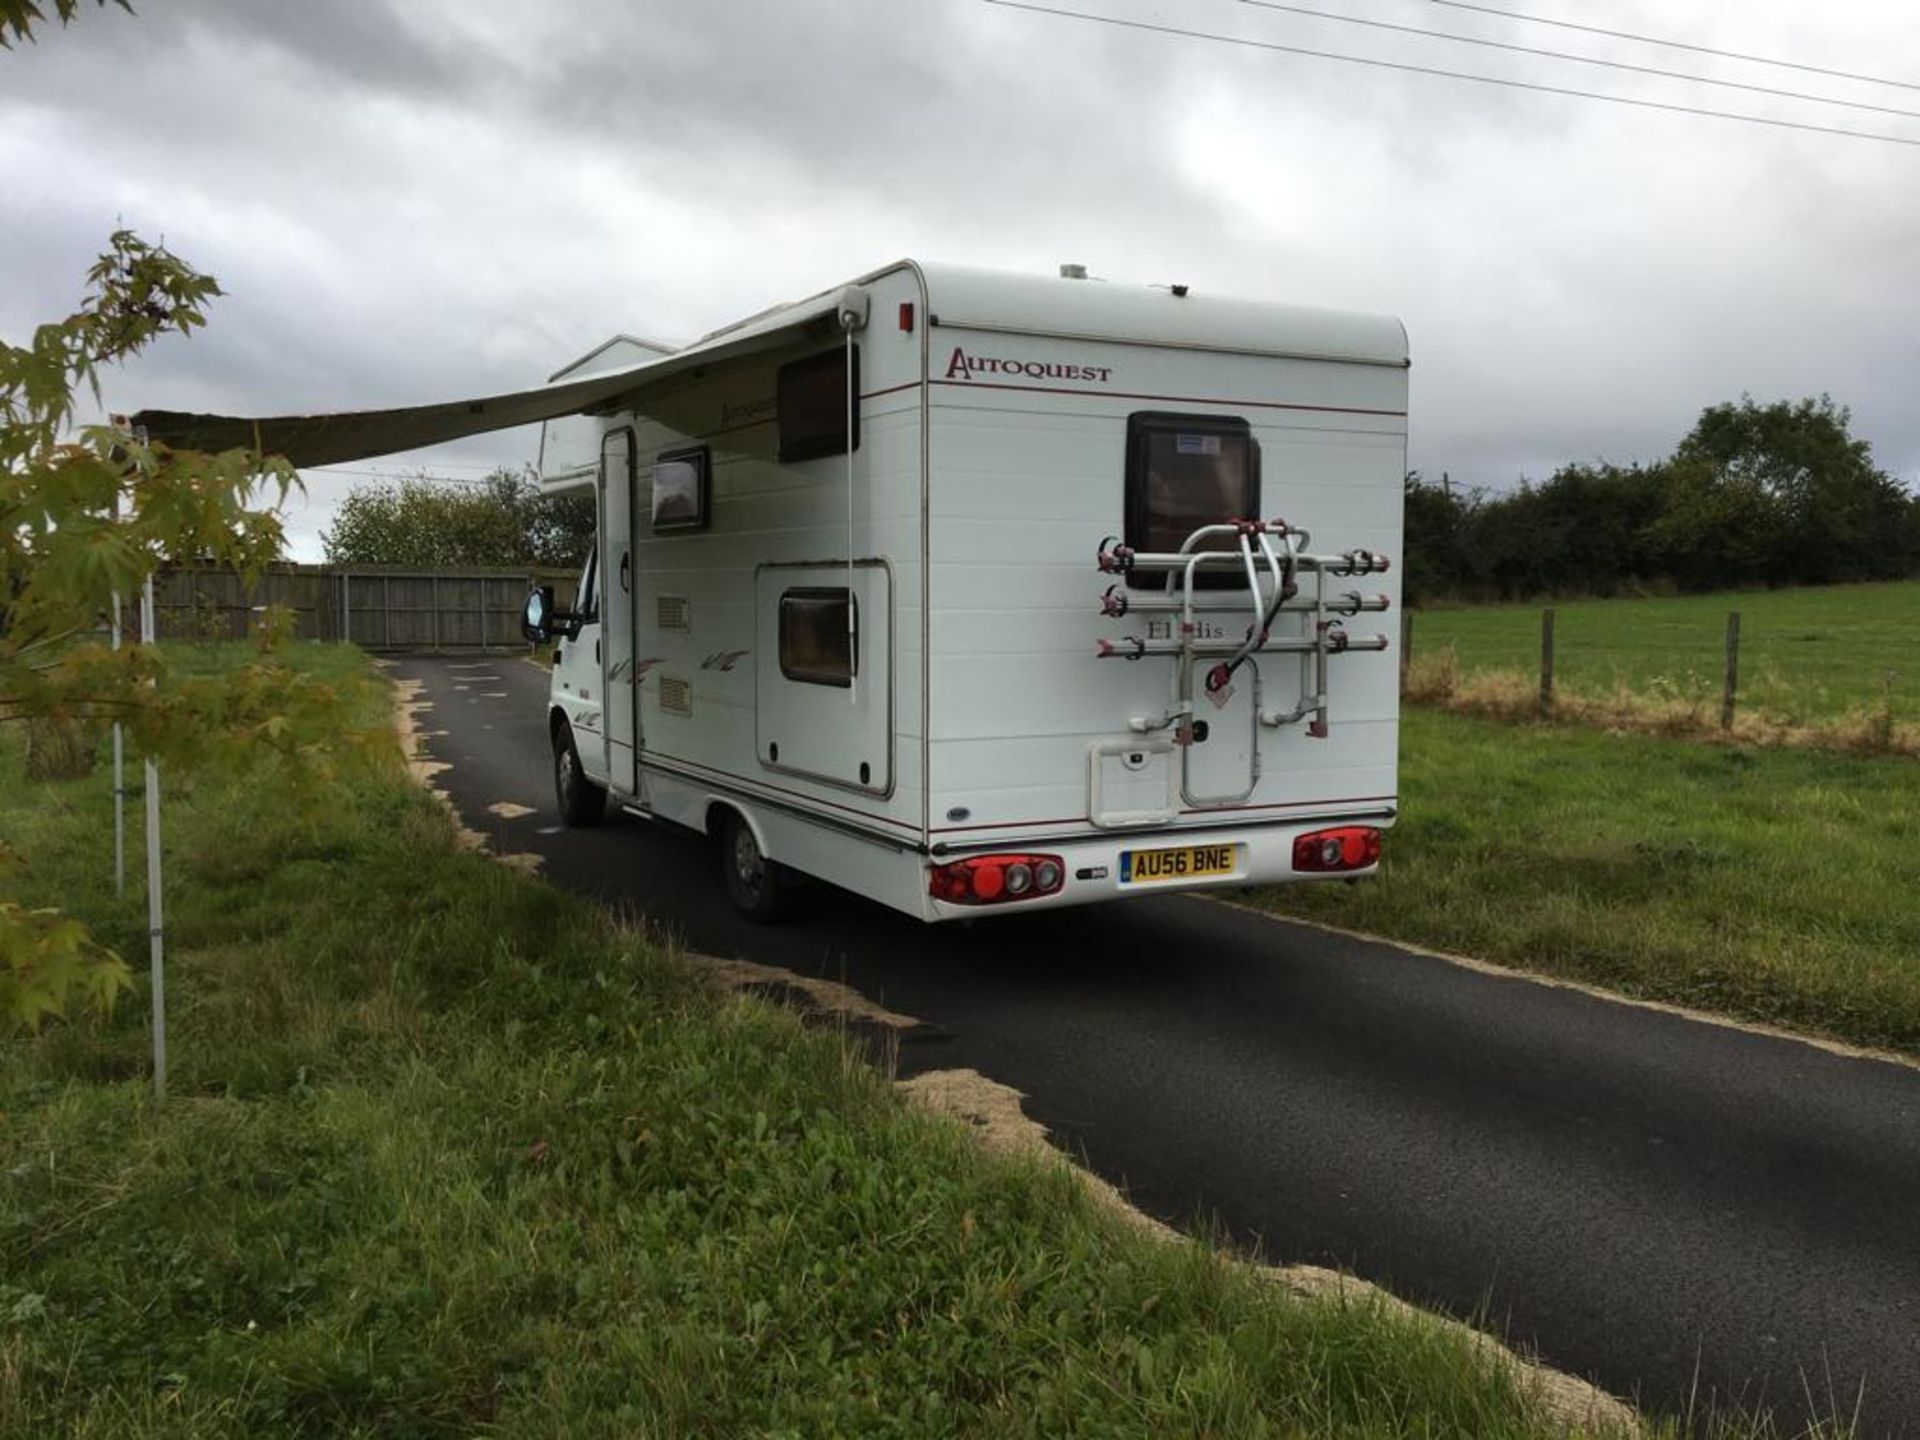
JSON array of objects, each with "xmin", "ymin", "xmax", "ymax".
[
  {"xmin": 778, "ymin": 347, "xmax": 860, "ymax": 463},
  {"xmin": 779, "ymin": 587, "xmax": 857, "ymax": 686},
  {"xmin": 1125, "ymin": 412, "xmax": 1260, "ymax": 589}
]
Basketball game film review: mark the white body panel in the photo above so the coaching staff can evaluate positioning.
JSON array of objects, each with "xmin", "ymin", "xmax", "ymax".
[{"xmin": 542, "ymin": 261, "xmax": 1407, "ymax": 922}]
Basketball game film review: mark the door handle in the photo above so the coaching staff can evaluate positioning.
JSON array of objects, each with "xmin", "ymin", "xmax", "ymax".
[{"xmin": 595, "ymin": 638, "xmax": 601, "ymax": 664}]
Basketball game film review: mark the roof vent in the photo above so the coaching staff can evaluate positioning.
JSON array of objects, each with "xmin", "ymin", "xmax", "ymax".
[{"xmin": 1059, "ymin": 263, "xmax": 1088, "ymax": 280}]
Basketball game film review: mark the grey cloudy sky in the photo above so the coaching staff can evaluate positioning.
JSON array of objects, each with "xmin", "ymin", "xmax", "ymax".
[{"xmin": 5, "ymin": 0, "xmax": 1917, "ymax": 559}]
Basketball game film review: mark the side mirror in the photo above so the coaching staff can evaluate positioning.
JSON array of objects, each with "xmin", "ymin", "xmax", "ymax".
[{"xmin": 522, "ymin": 585, "xmax": 557, "ymax": 643}]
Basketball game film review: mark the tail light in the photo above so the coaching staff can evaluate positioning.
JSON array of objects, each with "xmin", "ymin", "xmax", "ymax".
[
  {"xmin": 928, "ymin": 853, "xmax": 1066, "ymax": 906},
  {"xmin": 1292, "ymin": 826, "xmax": 1381, "ymax": 873}
]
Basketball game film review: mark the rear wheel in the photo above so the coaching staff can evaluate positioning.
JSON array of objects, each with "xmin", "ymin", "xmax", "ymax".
[
  {"xmin": 717, "ymin": 811, "xmax": 791, "ymax": 922},
  {"xmin": 552, "ymin": 718, "xmax": 607, "ymax": 827}
]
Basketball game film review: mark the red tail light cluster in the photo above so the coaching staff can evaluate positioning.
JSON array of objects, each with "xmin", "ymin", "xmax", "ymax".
[
  {"xmin": 928, "ymin": 853, "xmax": 1066, "ymax": 906},
  {"xmin": 1292, "ymin": 826, "xmax": 1382, "ymax": 873}
]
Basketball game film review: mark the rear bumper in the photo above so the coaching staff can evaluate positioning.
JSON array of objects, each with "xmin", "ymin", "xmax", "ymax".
[{"xmin": 921, "ymin": 813, "xmax": 1393, "ymax": 921}]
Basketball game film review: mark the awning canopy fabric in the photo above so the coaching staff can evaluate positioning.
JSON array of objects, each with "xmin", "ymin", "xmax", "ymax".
[{"xmin": 132, "ymin": 285, "xmax": 870, "ymax": 469}]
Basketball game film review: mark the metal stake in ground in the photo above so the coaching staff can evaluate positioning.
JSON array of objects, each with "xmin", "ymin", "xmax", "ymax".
[
  {"xmin": 141, "ymin": 574, "xmax": 166, "ymax": 1103},
  {"xmin": 1722, "ymin": 611, "xmax": 1741, "ymax": 733},
  {"xmin": 112, "ymin": 590, "xmax": 125, "ymax": 896},
  {"xmin": 1539, "ymin": 607, "xmax": 1556, "ymax": 716}
]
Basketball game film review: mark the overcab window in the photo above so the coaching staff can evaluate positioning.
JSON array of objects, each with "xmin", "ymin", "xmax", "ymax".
[
  {"xmin": 1124, "ymin": 412, "xmax": 1260, "ymax": 589},
  {"xmin": 778, "ymin": 347, "xmax": 860, "ymax": 463},
  {"xmin": 779, "ymin": 587, "xmax": 857, "ymax": 687}
]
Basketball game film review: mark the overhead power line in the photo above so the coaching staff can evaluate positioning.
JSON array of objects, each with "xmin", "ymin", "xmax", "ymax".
[
  {"xmin": 979, "ymin": 1, "xmax": 1920, "ymax": 149},
  {"xmin": 1238, "ymin": 0, "xmax": 1920, "ymax": 123},
  {"xmin": 1427, "ymin": 0, "xmax": 1920, "ymax": 96}
]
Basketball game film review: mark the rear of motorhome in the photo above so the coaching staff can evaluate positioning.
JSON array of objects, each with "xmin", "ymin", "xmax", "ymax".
[
  {"xmin": 135, "ymin": 259, "xmax": 1406, "ymax": 923},
  {"xmin": 525, "ymin": 261, "xmax": 1406, "ymax": 921}
]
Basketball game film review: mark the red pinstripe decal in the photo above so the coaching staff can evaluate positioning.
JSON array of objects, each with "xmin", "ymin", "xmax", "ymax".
[
  {"xmin": 932, "ymin": 378, "xmax": 1405, "ymax": 418},
  {"xmin": 643, "ymin": 751, "xmax": 921, "ymax": 832},
  {"xmin": 930, "ymin": 795, "xmax": 1399, "ymax": 833}
]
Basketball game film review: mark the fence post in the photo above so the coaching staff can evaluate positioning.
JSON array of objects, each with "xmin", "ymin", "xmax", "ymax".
[
  {"xmin": 1539, "ymin": 607, "xmax": 1556, "ymax": 715},
  {"xmin": 431, "ymin": 574, "xmax": 440, "ymax": 652},
  {"xmin": 1721, "ymin": 611, "xmax": 1741, "ymax": 733}
]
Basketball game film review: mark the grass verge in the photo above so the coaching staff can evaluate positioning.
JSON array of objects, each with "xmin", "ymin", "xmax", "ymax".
[
  {"xmin": 1254, "ymin": 708, "xmax": 1920, "ymax": 1056},
  {"xmin": 1, "ymin": 645, "xmax": 1650, "ymax": 1438}
]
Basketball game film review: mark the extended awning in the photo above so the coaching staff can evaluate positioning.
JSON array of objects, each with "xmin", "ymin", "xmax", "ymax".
[{"xmin": 132, "ymin": 285, "xmax": 871, "ymax": 468}]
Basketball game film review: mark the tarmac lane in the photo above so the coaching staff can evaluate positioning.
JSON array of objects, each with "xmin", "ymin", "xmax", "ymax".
[{"xmin": 395, "ymin": 652, "xmax": 1920, "ymax": 1438}]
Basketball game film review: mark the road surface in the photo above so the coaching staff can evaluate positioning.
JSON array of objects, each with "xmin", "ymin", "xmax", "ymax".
[{"xmin": 395, "ymin": 653, "xmax": 1920, "ymax": 1437}]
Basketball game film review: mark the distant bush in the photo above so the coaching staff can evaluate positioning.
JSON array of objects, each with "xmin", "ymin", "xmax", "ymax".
[{"xmin": 1406, "ymin": 396, "xmax": 1920, "ymax": 603}]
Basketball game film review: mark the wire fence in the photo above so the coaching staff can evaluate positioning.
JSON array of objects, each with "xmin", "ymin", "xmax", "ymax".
[{"xmin": 1404, "ymin": 585, "xmax": 1917, "ymax": 738}]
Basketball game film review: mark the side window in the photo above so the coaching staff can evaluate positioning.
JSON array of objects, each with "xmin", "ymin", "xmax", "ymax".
[
  {"xmin": 651, "ymin": 445, "xmax": 710, "ymax": 532},
  {"xmin": 1124, "ymin": 412, "xmax": 1260, "ymax": 589},
  {"xmin": 576, "ymin": 546, "xmax": 599, "ymax": 623},
  {"xmin": 777, "ymin": 347, "xmax": 860, "ymax": 463},
  {"xmin": 779, "ymin": 587, "xmax": 857, "ymax": 687}
]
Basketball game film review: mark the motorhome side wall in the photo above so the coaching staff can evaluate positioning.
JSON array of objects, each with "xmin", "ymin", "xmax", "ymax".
[
  {"xmin": 921, "ymin": 288, "xmax": 1408, "ymax": 846},
  {"xmin": 599, "ymin": 265, "xmax": 932, "ymax": 901}
]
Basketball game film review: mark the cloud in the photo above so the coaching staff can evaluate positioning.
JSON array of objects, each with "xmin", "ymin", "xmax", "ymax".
[{"xmin": 5, "ymin": 0, "xmax": 1918, "ymax": 560}]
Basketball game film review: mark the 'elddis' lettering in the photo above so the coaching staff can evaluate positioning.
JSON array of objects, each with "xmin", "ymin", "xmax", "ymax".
[{"xmin": 944, "ymin": 346, "xmax": 1112, "ymax": 385}]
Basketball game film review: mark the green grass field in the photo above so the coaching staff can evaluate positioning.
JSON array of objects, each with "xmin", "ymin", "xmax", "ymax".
[
  {"xmin": 1256, "ymin": 708, "xmax": 1920, "ymax": 1055},
  {"xmin": 1412, "ymin": 581, "xmax": 1920, "ymax": 726},
  {"xmin": 2, "ymin": 646, "xmax": 1662, "ymax": 1439}
]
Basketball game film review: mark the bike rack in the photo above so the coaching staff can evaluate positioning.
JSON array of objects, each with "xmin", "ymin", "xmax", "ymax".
[{"xmin": 1094, "ymin": 519, "xmax": 1392, "ymax": 805}]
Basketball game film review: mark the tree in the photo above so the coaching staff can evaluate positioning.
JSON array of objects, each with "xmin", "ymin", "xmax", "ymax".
[
  {"xmin": 1673, "ymin": 395, "xmax": 1920, "ymax": 585},
  {"xmin": 322, "ymin": 468, "xmax": 595, "ymax": 569},
  {"xmin": 2, "ymin": 233, "xmax": 380, "ymax": 1029},
  {"xmin": 1407, "ymin": 397, "xmax": 1920, "ymax": 603},
  {"xmin": 0, "ymin": 0, "xmax": 127, "ymax": 46}
]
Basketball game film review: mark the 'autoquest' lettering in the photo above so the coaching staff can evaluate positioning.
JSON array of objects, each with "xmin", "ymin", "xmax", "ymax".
[{"xmin": 944, "ymin": 345, "xmax": 1112, "ymax": 385}]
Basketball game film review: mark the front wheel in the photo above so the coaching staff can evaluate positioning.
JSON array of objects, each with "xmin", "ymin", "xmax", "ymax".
[
  {"xmin": 552, "ymin": 719, "xmax": 607, "ymax": 827},
  {"xmin": 717, "ymin": 811, "xmax": 791, "ymax": 923}
]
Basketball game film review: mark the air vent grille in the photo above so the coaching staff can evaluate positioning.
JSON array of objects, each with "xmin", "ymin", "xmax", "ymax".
[
  {"xmin": 657, "ymin": 595, "xmax": 691, "ymax": 631},
  {"xmin": 658, "ymin": 676, "xmax": 692, "ymax": 716}
]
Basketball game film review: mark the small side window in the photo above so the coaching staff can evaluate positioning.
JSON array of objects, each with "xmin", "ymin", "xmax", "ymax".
[
  {"xmin": 651, "ymin": 445, "xmax": 710, "ymax": 532},
  {"xmin": 1125, "ymin": 412, "xmax": 1260, "ymax": 589},
  {"xmin": 779, "ymin": 587, "xmax": 857, "ymax": 687},
  {"xmin": 777, "ymin": 347, "xmax": 860, "ymax": 463}
]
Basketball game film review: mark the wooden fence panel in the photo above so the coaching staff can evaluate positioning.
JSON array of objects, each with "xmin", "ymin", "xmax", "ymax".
[{"xmin": 155, "ymin": 563, "xmax": 578, "ymax": 652}]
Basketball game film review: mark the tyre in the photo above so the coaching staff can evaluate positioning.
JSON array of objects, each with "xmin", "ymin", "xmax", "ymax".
[
  {"xmin": 717, "ymin": 811, "xmax": 791, "ymax": 922},
  {"xmin": 552, "ymin": 718, "xmax": 608, "ymax": 827}
]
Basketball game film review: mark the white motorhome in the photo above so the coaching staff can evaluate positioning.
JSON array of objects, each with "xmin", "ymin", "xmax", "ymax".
[
  {"xmin": 524, "ymin": 262, "xmax": 1405, "ymax": 921},
  {"xmin": 138, "ymin": 260, "xmax": 1407, "ymax": 923}
]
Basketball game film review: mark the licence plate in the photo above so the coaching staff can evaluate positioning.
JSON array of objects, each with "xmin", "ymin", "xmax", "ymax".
[{"xmin": 1118, "ymin": 843, "xmax": 1237, "ymax": 885}]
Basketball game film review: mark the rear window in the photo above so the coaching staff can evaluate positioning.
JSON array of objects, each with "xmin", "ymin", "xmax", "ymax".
[
  {"xmin": 778, "ymin": 347, "xmax": 860, "ymax": 464},
  {"xmin": 1125, "ymin": 413, "xmax": 1259, "ymax": 588},
  {"xmin": 779, "ymin": 587, "xmax": 857, "ymax": 687}
]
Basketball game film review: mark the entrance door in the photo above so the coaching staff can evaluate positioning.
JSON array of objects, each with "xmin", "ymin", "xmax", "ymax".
[{"xmin": 599, "ymin": 428, "xmax": 640, "ymax": 796}]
